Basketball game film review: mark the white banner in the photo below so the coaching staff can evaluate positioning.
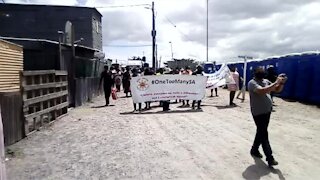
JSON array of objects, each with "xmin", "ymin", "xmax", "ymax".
[
  {"xmin": 203, "ymin": 64, "xmax": 235, "ymax": 89},
  {"xmin": 131, "ymin": 75, "xmax": 207, "ymax": 103}
]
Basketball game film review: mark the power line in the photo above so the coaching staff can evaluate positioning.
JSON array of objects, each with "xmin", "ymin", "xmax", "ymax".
[
  {"xmin": 163, "ymin": 15, "xmax": 194, "ymax": 42},
  {"xmin": 105, "ymin": 44, "xmax": 152, "ymax": 47},
  {"xmin": 94, "ymin": 4, "xmax": 150, "ymax": 9}
]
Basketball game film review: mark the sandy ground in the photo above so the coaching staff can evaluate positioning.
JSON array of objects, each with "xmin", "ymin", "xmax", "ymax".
[{"xmin": 4, "ymin": 89, "xmax": 320, "ymax": 180}]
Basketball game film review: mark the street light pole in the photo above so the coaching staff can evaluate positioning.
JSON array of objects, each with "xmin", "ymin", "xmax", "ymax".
[
  {"xmin": 206, "ymin": 0, "xmax": 209, "ymax": 62},
  {"xmin": 169, "ymin": 41, "xmax": 176, "ymax": 68},
  {"xmin": 151, "ymin": 1, "xmax": 156, "ymax": 71},
  {"xmin": 155, "ymin": 44, "xmax": 158, "ymax": 69},
  {"xmin": 238, "ymin": 55, "xmax": 253, "ymax": 102},
  {"xmin": 169, "ymin": 41, "xmax": 173, "ymax": 60}
]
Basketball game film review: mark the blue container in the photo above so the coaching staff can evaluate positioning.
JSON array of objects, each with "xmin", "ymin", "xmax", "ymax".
[
  {"xmin": 260, "ymin": 59, "xmax": 270, "ymax": 70},
  {"xmin": 277, "ymin": 55, "xmax": 299, "ymax": 98},
  {"xmin": 269, "ymin": 58, "xmax": 279, "ymax": 74},
  {"xmin": 294, "ymin": 54, "xmax": 314, "ymax": 101},
  {"xmin": 235, "ymin": 63, "xmax": 244, "ymax": 78},
  {"xmin": 203, "ymin": 63, "xmax": 214, "ymax": 74},
  {"xmin": 308, "ymin": 54, "xmax": 320, "ymax": 105},
  {"xmin": 216, "ymin": 64, "xmax": 222, "ymax": 71},
  {"xmin": 245, "ymin": 61, "xmax": 263, "ymax": 87}
]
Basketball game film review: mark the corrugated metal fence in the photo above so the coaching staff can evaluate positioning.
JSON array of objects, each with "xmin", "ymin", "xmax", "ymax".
[
  {"xmin": 0, "ymin": 40, "xmax": 24, "ymax": 146},
  {"xmin": 75, "ymin": 77, "xmax": 102, "ymax": 107},
  {"xmin": 0, "ymin": 104, "xmax": 7, "ymax": 180},
  {"xmin": 0, "ymin": 92, "xmax": 23, "ymax": 146}
]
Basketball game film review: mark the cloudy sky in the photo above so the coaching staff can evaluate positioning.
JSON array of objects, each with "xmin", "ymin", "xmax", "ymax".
[{"xmin": 3, "ymin": 0, "xmax": 320, "ymax": 65}]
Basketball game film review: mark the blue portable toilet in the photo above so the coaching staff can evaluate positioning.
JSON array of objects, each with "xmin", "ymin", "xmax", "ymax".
[
  {"xmin": 216, "ymin": 64, "xmax": 222, "ymax": 71},
  {"xmin": 203, "ymin": 63, "xmax": 214, "ymax": 74},
  {"xmin": 277, "ymin": 55, "xmax": 299, "ymax": 99},
  {"xmin": 245, "ymin": 60, "xmax": 262, "ymax": 87},
  {"xmin": 308, "ymin": 54, "xmax": 320, "ymax": 105},
  {"xmin": 262, "ymin": 58, "xmax": 277, "ymax": 70},
  {"xmin": 262, "ymin": 58, "xmax": 280, "ymax": 79},
  {"xmin": 235, "ymin": 62, "xmax": 244, "ymax": 78},
  {"xmin": 269, "ymin": 58, "xmax": 279, "ymax": 74},
  {"xmin": 261, "ymin": 59, "xmax": 270, "ymax": 70},
  {"xmin": 294, "ymin": 54, "xmax": 314, "ymax": 102}
]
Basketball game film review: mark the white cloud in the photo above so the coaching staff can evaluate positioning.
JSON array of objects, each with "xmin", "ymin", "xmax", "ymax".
[
  {"xmin": 4, "ymin": 0, "xmax": 78, "ymax": 6},
  {"xmin": 3, "ymin": 0, "xmax": 320, "ymax": 65}
]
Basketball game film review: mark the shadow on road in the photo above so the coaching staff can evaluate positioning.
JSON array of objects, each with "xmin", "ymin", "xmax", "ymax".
[
  {"xmin": 214, "ymin": 105, "xmax": 238, "ymax": 109},
  {"xmin": 91, "ymin": 105, "xmax": 115, "ymax": 108},
  {"xmin": 120, "ymin": 96, "xmax": 131, "ymax": 99},
  {"xmin": 242, "ymin": 158, "xmax": 285, "ymax": 180},
  {"xmin": 120, "ymin": 109, "xmax": 203, "ymax": 115},
  {"xmin": 200, "ymin": 103, "xmax": 218, "ymax": 107}
]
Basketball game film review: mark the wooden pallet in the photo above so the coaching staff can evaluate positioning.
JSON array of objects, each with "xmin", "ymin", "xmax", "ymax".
[{"xmin": 21, "ymin": 70, "xmax": 68, "ymax": 135}]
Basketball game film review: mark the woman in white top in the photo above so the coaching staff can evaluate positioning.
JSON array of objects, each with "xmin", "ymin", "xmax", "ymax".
[{"xmin": 228, "ymin": 66, "xmax": 240, "ymax": 106}]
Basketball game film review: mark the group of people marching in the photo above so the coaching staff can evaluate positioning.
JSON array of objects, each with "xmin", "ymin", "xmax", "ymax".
[
  {"xmin": 99, "ymin": 64, "xmax": 279, "ymax": 110},
  {"xmin": 100, "ymin": 64, "xmax": 287, "ymax": 167},
  {"xmin": 99, "ymin": 65, "xmax": 205, "ymax": 111},
  {"xmin": 99, "ymin": 64, "xmax": 250, "ymax": 111}
]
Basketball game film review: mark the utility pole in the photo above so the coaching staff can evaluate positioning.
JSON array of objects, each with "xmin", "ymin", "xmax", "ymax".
[
  {"xmin": 151, "ymin": 1, "xmax": 156, "ymax": 71},
  {"xmin": 155, "ymin": 44, "xmax": 158, "ymax": 69},
  {"xmin": 169, "ymin": 41, "xmax": 176, "ymax": 68},
  {"xmin": 238, "ymin": 55, "xmax": 253, "ymax": 102},
  {"xmin": 159, "ymin": 56, "xmax": 162, "ymax": 68},
  {"xmin": 206, "ymin": 0, "xmax": 209, "ymax": 62},
  {"xmin": 169, "ymin": 41, "xmax": 173, "ymax": 60}
]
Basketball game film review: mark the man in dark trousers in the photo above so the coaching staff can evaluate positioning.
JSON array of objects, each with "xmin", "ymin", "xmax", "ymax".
[
  {"xmin": 157, "ymin": 68, "xmax": 170, "ymax": 111},
  {"xmin": 248, "ymin": 67, "xmax": 287, "ymax": 167},
  {"xmin": 210, "ymin": 63, "xmax": 218, "ymax": 97},
  {"xmin": 143, "ymin": 67, "xmax": 154, "ymax": 110},
  {"xmin": 99, "ymin": 65, "xmax": 115, "ymax": 106},
  {"xmin": 192, "ymin": 66, "xmax": 203, "ymax": 110}
]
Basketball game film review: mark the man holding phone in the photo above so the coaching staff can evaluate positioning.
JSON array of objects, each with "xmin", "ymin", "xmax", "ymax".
[{"xmin": 248, "ymin": 67, "xmax": 287, "ymax": 167}]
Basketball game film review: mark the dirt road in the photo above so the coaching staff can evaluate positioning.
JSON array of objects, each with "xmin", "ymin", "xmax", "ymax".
[{"xmin": 5, "ymin": 90, "xmax": 320, "ymax": 180}]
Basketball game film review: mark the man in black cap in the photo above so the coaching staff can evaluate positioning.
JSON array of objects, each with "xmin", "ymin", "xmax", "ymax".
[{"xmin": 248, "ymin": 66, "xmax": 287, "ymax": 167}]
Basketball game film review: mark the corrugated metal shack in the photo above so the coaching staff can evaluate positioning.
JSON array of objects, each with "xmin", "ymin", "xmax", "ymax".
[
  {"xmin": 0, "ymin": 39, "xmax": 24, "ymax": 145},
  {"xmin": 0, "ymin": 37, "xmax": 105, "ymax": 107}
]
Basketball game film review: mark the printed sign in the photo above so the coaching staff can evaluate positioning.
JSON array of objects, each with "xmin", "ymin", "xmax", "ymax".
[
  {"xmin": 131, "ymin": 75, "xmax": 207, "ymax": 103},
  {"xmin": 203, "ymin": 64, "xmax": 235, "ymax": 89}
]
